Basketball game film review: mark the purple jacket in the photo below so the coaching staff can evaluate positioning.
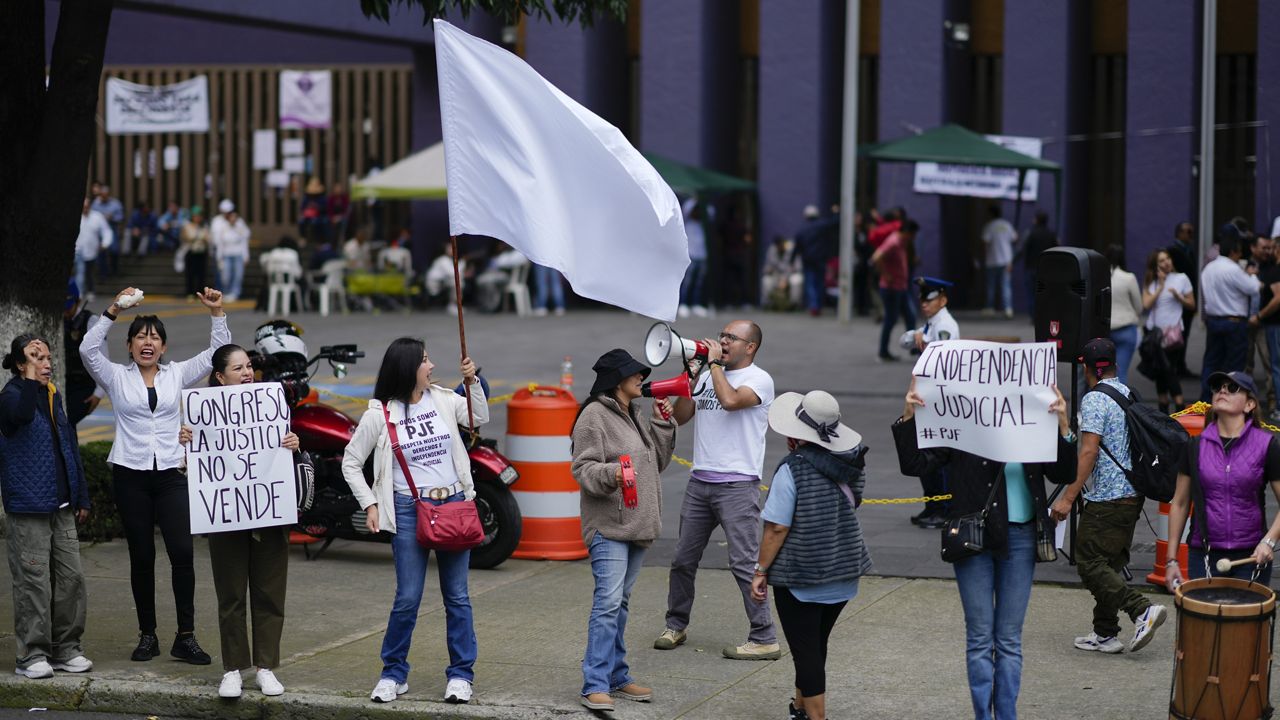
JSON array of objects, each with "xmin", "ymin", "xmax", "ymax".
[{"xmin": 1191, "ymin": 421, "xmax": 1272, "ymax": 551}]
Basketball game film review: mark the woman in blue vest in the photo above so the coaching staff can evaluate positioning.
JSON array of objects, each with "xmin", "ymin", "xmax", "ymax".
[
  {"xmin": 0, "ymin": 333, "xmax": 93, "ymax": 678},
  {"xmin": 750, "ymin": 390, "xmax": 869, "ymax": 720},
  {"xmin": 892, "ymin": 379, "xmax": 1074, "ymax": 720}
]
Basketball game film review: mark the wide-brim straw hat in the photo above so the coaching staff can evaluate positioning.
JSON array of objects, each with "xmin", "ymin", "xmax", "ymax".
[
  {"xmin": 306, "ymin": 177, "xmax": 325, "ymax": 194},
  {"xmin": 768, "ymin": 390, "xmax": 861, "ymax": 452}
]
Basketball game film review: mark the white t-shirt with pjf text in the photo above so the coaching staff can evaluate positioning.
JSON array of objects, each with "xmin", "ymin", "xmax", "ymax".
[
  {"xmin": 391, "ymin": 394, "xmax": 457, "ymax": 494},
  {"xmin": 690, "ymin": 364, "xmax": 774, "ymax": 479}
]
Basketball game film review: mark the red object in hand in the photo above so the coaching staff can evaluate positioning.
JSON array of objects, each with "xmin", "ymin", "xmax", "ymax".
[{"xmin": 619, "ymin": 455, "xmax": 638, "ymax": 509}]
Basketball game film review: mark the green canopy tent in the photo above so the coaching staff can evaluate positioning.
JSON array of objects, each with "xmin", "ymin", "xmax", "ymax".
[
  {"xmin": 859, "ymin": 124, "xmax": 1061, "ymax": 227},
  {"xmin": 641, "ymin": 153, "xmax": 756, "ymax": 195}
]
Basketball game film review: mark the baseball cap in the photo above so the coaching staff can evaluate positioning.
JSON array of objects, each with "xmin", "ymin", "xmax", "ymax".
[{"xmin": 1078, "ymin": 338, "xmax": 1116, "ymax": 369}]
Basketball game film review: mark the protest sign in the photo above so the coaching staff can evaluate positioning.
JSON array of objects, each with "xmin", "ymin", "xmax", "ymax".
[
  {"xmin": 910, "ymin": 340, "xmax": 1059, "ymax": 463},
  {"xmin": 183, "ymin": 383, "xmax": 296, "ymax": 534},
  {"xmin": 280, "ymin": 70, "xmax": 332, "ymax": 130},
  {"xmin": 913, "ymin": 134, "xmax": 1042, "ymax": 201}
]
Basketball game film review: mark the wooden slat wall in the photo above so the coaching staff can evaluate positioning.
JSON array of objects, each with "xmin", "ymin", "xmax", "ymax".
[{"xmin": 90, "ymin": 64, "xmax": 413, "ymax": 244}]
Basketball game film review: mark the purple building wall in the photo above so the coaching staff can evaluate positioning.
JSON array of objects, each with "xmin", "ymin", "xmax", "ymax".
[
  {"xmin": 1003, "ymin": 1, "xmax": 1077, "ymax": 311},
  {"xmin": 757, "ymin": 1, "xmax": 843, "ymax": 251},
  {"xmin": 877, "ymin": 0, "xmax": 946, "ymax": 280},
  {"xmin": 1258, "ymin": 3, "xmax": 1280, "ymax": 237},
  {"xmin": 523, "ymin": 17, "xmax": 628, "ymax": 132},
  {"xmin": 1125, "ymin": 1, "xmax": 1198, "ymax": 272}
]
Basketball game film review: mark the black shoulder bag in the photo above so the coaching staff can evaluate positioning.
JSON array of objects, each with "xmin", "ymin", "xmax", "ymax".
[{"xmin": 941, "ymin": 471, "xmax": 1005, "ymax": 563}]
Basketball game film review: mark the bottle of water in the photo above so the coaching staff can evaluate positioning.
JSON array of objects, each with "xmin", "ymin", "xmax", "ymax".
[{"xmin": 560, "ymin": 356, "xmax": 573, "ymax": 391}]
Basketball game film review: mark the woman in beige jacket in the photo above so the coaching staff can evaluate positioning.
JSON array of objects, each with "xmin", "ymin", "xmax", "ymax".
[{"xmin": 571, "ymin": 348, "xmax": 676, "ymax": 712}]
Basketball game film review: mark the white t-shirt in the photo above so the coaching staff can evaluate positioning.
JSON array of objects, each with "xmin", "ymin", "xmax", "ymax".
[
  {"xmin": 691, "ymin": 363, "xmax": 774, "ymax": 479},
  {"xmin": 982, "ymin": 218, "xmax": 1016, "ymax": 267},
  {"xmin": 1146, "ymin": 272, "xmax": 1193, "ymax": 330},
  {"xmin": 390, "ymin": 394, "xmax": 457, "ymax": 494}
]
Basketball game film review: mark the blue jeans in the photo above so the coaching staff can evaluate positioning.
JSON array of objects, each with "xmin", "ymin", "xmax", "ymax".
[
  {"xmin": 1200, "ymin": 317, "xmax": 1250, "ymax": 401},
  {"xmin": 381, "ymin": 493, "xmax": 476, "ymax": 685},
  {"xmin": 680, "ymin": 259, "xmax": 706, "ymax": 307},
  {"xmin": 1110, "ymin": 325, "xmax": 1138, "ymax": 385},
  {"xmin": 221, "ymin": 255, "xmax": 246, "ymax": 299},
  {"xmin": 878, "ymin": 287, "xmax": 916, "ymax": 356},
  {"xmin": 803, "ymin": 266, "xmax": 825, "ymax": 313},
  {"xmin": 953, "ymin": 522, "xmax": 1036, "ymax": 720},
  {"xmin": 534, "ymin": 264, "xmax": 565, "ymax": 311},
  {"xmin": 582, "ymin": 533, "xmax": 645, "ymax": 696},
  {"xmin": 985, "ymin": 266, "xmax": 1012, "ymax": 312}
]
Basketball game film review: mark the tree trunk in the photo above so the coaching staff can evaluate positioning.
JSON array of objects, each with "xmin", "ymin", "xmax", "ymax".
[{"xmin": 0, "ymin": 0, "xmax": 114, "ymax": 532}]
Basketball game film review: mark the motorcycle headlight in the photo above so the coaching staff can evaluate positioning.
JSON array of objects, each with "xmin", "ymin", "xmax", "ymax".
[{"xmin": 498, "ymin": 465, "xmax": 519, "ymax": 485}]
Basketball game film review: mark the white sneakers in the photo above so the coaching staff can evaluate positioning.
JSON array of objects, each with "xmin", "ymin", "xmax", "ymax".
[
  {"xmin": 219, "ymin": 669, "xmax": 284, "ymax": 698},
  {"xmin": 370, "ymin": 678, "xmax": 409, "ymax": 703},
  {"xmin": 51, "ymin": 656, "xmax": 93, "ymax": 673},
  {"xmin": 219, "ymin": 671, "xmax": 243, "ymax": 698},
  {"xmin": 15, "ymin": 660, "xmax": 54, "ymax": 679},
  {"xmin": 1073, "ymin": 632, "xmax": 1124, "ymax": 654},
  {"xmin": 256, "ymin": 668, "xmax": 284, "ymax": 696},
  {"xmin": 445, "ymin": 677, "xmax": 473, "ymax": 704},
  {"xmin": 1130, "ymin": 604, "xmax": 1168, "ymax": 652}
]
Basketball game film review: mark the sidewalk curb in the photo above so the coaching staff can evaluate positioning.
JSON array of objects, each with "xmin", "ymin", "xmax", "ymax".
[{"xmin": 0, "ymin": 676, "xmax": 586, "ymax": 720}]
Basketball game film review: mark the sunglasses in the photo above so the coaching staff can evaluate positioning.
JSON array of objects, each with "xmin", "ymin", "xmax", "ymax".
[{"xmin": 1211, "ymin": 380, "xmax": 1244, "ymax": 395}]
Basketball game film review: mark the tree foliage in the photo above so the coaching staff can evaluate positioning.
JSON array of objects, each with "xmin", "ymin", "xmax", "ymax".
[{"xmin": 360, "ymin": 0, "xmax": 628, "ymax": 26}]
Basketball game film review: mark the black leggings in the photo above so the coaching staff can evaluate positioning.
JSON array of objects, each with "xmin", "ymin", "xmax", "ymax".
[
  {"xmin": 773, "ymin": 586, "xmax": 848, "ymax": 697},
  {"xmin": 112, "ymin": 465, "xmax": 196, "ymax": 634}
]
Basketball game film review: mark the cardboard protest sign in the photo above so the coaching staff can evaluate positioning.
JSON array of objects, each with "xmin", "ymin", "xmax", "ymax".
[
  {"xmin": 183, "ymin": 383, "xmax": 296, "ymax": 534},
  {"xmin": 910, "ymin": 340, "xmax": 1059, "ymax": 463}
]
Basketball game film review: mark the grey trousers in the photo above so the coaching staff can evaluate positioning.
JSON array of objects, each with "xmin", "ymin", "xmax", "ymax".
[
  {"xmin": 6, "ymin": 509, "xmax": 87, "ymax": 667},
  {"xmin": 208, "ymin": 526, "xmax": 289, "ymax": 671},
  {"xmin": 665, "ymin": 479, "xmax": 776, "ymax": 644}
]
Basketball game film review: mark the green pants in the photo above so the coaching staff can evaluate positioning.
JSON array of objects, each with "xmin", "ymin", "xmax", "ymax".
[
  {"xmin": 207, "ymin": 526, "xmax": 289, "ymax": 671},
  {"xmin": 6, "ymin": 510, "xmax": 87, "ymax": 667},
  {"xmin": 1075, "ymin": 499, "xmax": 1151, "ymax": 638}
]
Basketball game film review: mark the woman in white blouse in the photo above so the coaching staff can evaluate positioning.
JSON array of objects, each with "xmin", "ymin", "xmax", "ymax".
[
  {"xmin": 1142, "ymin": 249, "xmax": 1197, "ymax": 413},
  {"xmin": 80, "ymin": 286, "xmax": 230, "ymax": 665},
  {"xmin": 1107, "ymin": 245, "xmax": 1144, "ymax": 384}
]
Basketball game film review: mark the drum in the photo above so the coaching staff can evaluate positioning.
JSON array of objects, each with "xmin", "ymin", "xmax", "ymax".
[{"xmin": 1171, "ymin": 577, "xmax": 1276, "ymax": 720}]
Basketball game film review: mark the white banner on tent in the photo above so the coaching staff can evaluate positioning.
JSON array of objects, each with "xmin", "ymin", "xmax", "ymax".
[
  {"xmin": 183, "ymin": 383, "xmax": 296, "ymax": 534},
  {"xmin": 909, "ymin": 340, "xmax": 1059, "ymax": 464},
  {"xmin": 913, "ymin": 134, "xmax": 1042, "ymax": 201},
  {"xmin": 280, "ymin": 70, "xmax": 332, "ymax": 130},
  {"xmin": 105, "ymin": 76, "xmax": 210, "ymax": 135}
]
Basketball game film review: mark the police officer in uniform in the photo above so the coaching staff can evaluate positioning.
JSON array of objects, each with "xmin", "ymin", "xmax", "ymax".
[{"xmin": 902, "ymin": 277, "xmax": 960, "ymax": 527}]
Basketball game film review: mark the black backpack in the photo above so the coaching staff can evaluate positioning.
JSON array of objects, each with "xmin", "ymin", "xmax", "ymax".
[{"xmin": 1087, "ymin": 383, "xmax": 1189, "ymax": 503}]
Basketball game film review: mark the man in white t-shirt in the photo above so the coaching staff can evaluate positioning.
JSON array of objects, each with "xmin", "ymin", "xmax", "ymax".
[
  {"xmin": 654, "ymin": 320, "xmax": 780, "ymax": 660},
  {"xmin": 981, "ymin": 205, "xmax": 1018, "ymax": 318}
]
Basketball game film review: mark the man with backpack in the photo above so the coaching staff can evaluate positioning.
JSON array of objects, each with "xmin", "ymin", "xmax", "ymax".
[{"xmin": 1050, "ymin": 338, "xmax": 1168, "ymax": 654}]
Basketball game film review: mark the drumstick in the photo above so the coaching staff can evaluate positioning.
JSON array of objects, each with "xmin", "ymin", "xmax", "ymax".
[{"xmin": 1216, "ymin": 557, "xmax": 1258, "ymax": 573}]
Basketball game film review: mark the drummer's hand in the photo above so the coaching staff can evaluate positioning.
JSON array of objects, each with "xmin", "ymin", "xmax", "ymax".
[
  {"xmin": 1165, "ymin": 560, "xmax": 1184, "ymax": 593},
  {"xmin": 1253, "ymin": 540, "xmax": 1275, "ymax": 566}
]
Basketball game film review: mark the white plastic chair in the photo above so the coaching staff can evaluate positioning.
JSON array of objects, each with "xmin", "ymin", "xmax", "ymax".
[
  {"xmin": 309, "ymin": 259, "xmax": 348, "ymax": 317},
  {"xmin": 504, "ymin": 261, "xmax": 532, "ymax": 316},
  {"xmin": 264, "ymin": 250, "xmax": 305, "ymax": 316}
]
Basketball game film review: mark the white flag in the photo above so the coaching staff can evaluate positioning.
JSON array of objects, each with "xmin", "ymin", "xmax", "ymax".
[{"xmin": 433, "ymin": 20, "xmax": 689, "ymax": 321}]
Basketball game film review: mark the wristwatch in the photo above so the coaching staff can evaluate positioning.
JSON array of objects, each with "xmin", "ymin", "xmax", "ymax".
[
  {"xmin": 753, "ymin": 562, "xmax": 768, "ymax": 576},
  {"xmin": 1262, "ymin": 538, "xmax": 1276, "ymax": 551},
  {"xmin": 709, "ymin": 359, "xmax": 726, "ymax": 368}
]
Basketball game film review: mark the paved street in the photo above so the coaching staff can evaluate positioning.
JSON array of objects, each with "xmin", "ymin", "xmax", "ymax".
[{"xmin": 0, "ymin": 302, "xmax": 1261, "ymax": 718}]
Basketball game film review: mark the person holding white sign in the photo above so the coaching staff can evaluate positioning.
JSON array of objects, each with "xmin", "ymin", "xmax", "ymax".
[
  {"xmin": 892, "ymin": 377, "xmax": 1074, "ymax": 720},
  {"xmin": 179, "ymin": 344, "xmax": 300, "ymax": 699},
  {"xmin": 79, "ymin": 287, "xmax": 230, "ymax": 666},
  {"xmin": 341, "ymin": 338, "xmax": 487, "ymax": 706}
]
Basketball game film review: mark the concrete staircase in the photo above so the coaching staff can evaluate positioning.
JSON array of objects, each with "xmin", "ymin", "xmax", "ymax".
[{"xmin": 107, "ymin": 249, "xmax": 265, "ymax": 300}]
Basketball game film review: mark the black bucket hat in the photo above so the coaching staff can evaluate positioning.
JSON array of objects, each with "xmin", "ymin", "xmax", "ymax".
[{"xmin": 590, "ymin": 348, "xmax": 651, "ymax": 395}]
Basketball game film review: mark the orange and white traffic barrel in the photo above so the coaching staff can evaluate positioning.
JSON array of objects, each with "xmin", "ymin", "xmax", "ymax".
[
  {"xmin": 1146, "ymin": 409, "xmax": 1204, "ymax": 588},
  {"xmin": 506, "ymin": 386, "xmax": 588, "ymax": 560}
]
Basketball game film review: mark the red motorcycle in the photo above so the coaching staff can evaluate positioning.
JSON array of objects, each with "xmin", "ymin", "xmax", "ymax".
[{"xmin": 251, "ymin": 321, "xmax": 522, "ymax": 569}]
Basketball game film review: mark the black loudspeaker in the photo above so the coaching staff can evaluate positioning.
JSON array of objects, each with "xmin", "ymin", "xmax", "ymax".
[{"xmin": 1034, "ymin": 247, "xmax": 1111, "ymax": 362}]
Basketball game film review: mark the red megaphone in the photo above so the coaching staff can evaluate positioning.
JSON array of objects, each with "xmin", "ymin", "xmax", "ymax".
[{"xmin": 642, "ymin": 374, "xmax": 692, "ymax": 400}]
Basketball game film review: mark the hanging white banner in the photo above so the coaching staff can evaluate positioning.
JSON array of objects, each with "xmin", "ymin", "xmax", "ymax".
[
  {"xmin": 280, "ymin": 70, "xmax": 332, "ymax": 130},
  {"xmin": 105, "ymin": 76, "xmax": 210, "ymax": 135},
  {"xmin": 913, "ymin": 134, "xmax": 1042, "ymax": 202}
]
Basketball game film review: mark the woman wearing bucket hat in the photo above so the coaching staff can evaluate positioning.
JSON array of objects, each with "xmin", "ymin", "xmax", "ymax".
[
  {"xmin": 750, "ymin": 390, "xmax": 869, "ymax": 720},
  {"xmin": 570, "ymin": 349, "xmax": 677, "ymax": 712},
  {"xmin": 892, "ymin": 378, "xmax": 1074, "ymax": 720},
  {"xmin": 1166, "ymin": 370, "xmax": 1280, "ymax": 591}
]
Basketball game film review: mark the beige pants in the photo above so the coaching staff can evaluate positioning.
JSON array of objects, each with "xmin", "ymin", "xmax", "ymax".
[{"xmin": 6, "ymin": 509, "xmax": 86, "ymax": 667}]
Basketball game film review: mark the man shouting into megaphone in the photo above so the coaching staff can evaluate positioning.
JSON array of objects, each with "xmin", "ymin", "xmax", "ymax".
[{"xmin": 653, "ymin": 320, "xmax": 780, "ymax": 661}]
